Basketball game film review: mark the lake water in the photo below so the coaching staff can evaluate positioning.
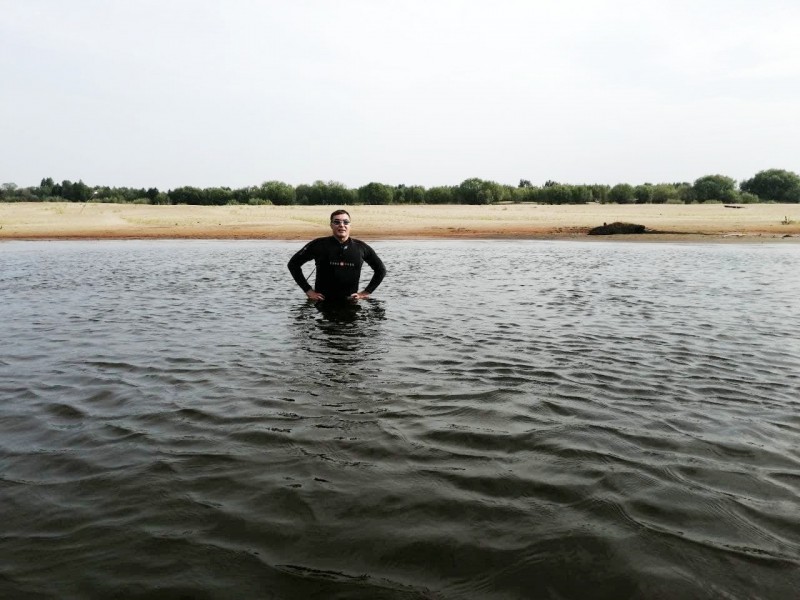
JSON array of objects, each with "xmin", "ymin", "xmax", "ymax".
[{"xmin": 1, "ymin": 239, "xmax": 799, "ymax": 600}]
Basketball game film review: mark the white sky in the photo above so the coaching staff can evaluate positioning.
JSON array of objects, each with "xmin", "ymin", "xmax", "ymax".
[{"xmin": 2, "ymin": 0, "xmax": 799, "ymax": 190}]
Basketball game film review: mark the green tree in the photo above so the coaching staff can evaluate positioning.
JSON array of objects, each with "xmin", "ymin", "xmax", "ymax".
[
  {"xmin": 92, "ymin": 186, "xmax": 113, "ymax": 201},
  {"xmin": 295, "ymin": 184, "xmax": 314, "ymax": 205},
  {"xmin": 481, "ymin": 181, "xmax": 507, "ymax": 203},
  {"xmin": 634, "ymin": 184, "xmax": 653, "ymax": 204},
  {"xmin": 393, "ymin": 184, "xmax": 425, "ymax": 204},
  {"xmin": 296, "ymin": 181, "xmax": 354, "ymax": 205},
  {"xmin": 570, "ymin": 186, "xmax": 593, "ymax": 204},
  {"xmin": 205, "ymin": 187, "xmax": 234, "ymax": 206},
  {"xmin": 455, "ymin": 178, "xmax": 484, "ymax": 204},
  {"xmin": 425, "ymin": 186, "xmax": 455, "ymax": 204},
  {"xmin": 61, "ymin": 179, "xmax": 91, "ymax": 202},
  {"xmin": 740, "ymin": 169, "xmax": 800, "ymax": 203},
  {"xmin": 152, "ymin": 192, "xmax": 171, "ymax": 205},
  {"xmin": 257, "ymin": 181, "xmax": 295, "ymax": 205},
  {"xmin": 590, "ymin": 185, "xmax": 610, "ymax": 203},
  {"xmin": 738, "ymin": 192, "xmax": 760, "ymax": 204},
  {"xmin": 60, "ymin": 180, "xmax": 74, "ymax": 200},
  {"xmin": 609, "ymin": 183, "xmax": 635, "ymax": 204},
  {"xmin": 231, "ymin": 187, "xmax": 256, "ymax": 204},
  {"xmin": 357, "ymin": 182, "xmax": 394, "ymax": 205},
  {"xmin": 539, "ymin": 184, "xmax": 573, "ymax": 205},
  {"xmin": 650, "ymin": 184, "xmax": 679, "ymax": 204},
  {"xmin": 514, "ymin": 186, "xmax": 539, "ymax": 203},
  {"xmin": 124, "ymin": 188, "xmax": 140, "ymax": 202},
  {"xmin": 675, "ymin": 182, "xmax": 694, "ymax": 203},
  {"xmin": 168, "ymin": 186, "xmax": 206, "ymax": 205},
  {"xmin": 1, "ymin": 182, "xmax": 17, "ymax": 200},
  {"xmin": 692, "ymin": 174, "xmax": 737, "ymax": 202},
  {"xmin": 321, "ymin": 181, "xmax": 355, "ymax": 205},
  {"xmin": 38, "ymin": 177, "xmax": 55, "ymax": 198},
  {"xmin": 455, "ymin": 178, "xmax": 506, "ymax": 204}
]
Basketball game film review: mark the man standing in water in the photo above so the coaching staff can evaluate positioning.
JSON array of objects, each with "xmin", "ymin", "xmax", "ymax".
[{"xmin": 288, "ymin": 209, "xmax": 386, "ymax": 302}]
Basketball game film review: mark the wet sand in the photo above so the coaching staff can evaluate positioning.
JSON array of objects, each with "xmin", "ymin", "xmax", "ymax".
[{"xmin": 1, "ymin": 202, "xmax": 799, "ymax": 241}]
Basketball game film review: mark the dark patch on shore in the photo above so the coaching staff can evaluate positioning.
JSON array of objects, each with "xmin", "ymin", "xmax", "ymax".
[{"xmin": 588, "ymin": 222, "xmax": 648, "ymax": 235}]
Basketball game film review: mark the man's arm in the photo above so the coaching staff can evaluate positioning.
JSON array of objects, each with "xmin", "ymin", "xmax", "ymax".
[
  {"xmin": 287, "ymin": 242, "xmax": 317, "ymax": 295},
  {"xmin": 360, "ymin": 243, "xmax": 386, "ymax": 296}
]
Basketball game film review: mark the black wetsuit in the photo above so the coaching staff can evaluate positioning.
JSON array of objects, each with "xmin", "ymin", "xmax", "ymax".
[{"xmin": 288, "ymin": 236, "xmax": 386, "ymax": 302}]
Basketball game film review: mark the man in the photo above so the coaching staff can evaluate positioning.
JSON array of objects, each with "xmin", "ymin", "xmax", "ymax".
[{"xmin": 288, "ymin": 209, "xmax": 386, "ymax": 302}]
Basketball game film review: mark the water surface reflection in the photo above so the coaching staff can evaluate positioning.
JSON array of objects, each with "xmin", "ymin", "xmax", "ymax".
[{"xmin": 0, "ymin": 240, "xmax": 798, "ymax": 600}]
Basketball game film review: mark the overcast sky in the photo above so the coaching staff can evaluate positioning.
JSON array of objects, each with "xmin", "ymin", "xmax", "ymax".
[{"xmin": 2, "ymin": 0, "xmax": 799, "ymax": 190}]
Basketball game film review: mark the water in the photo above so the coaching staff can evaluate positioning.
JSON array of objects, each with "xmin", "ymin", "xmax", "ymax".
[{"xmin": 1, "ymin": 239, "xmax": 799, "ymax": 600}]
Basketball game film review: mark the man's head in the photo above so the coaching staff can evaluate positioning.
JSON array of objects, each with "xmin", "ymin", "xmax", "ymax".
[{"xmin": 330, "ymin": 209, "xmax": 351, "ymax": 242}]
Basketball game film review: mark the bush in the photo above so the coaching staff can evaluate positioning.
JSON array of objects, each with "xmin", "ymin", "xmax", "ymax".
[
  {"xmin": 692, "ymin": 174, "xmax": 737, "ymax": 202},
  {"xmin": 738, "ymin": 192, "xmax": 760, "ymax": 204},
  {"xmin": 358, "ymin": 182, "xmax": 394, "ymax": 205},
  {"xmin": 589, "ymin": 222, "xmax": 647, "ymax": 235},
  {"xmin": 609, "ymin": 184, "xmax": 635, "ymax": 204},
  {"xmin": 425, "ymin": 186, "xmax": 455, "ymax": 204},
  {"xmin": 257, "ymin": 181, "xmax": 295, "ymax": 205},
  {"xmin": 740, "ymin": 168, "xmax": 800, "ymax": 203}
]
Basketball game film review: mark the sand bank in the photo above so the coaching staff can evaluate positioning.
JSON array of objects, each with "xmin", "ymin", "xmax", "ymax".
[{"xmin": 1, "ymin": 202, "xmax": 799, "ymax": 241}]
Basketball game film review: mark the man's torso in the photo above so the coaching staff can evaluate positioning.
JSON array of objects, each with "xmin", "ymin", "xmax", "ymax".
[{"xmin": 310, "ymin": 237, "xmax": 366, "ymax": 300}]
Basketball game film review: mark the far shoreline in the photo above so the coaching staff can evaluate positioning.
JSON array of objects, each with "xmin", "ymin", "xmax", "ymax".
[{"xmin": 1, "ymin": 202, "xmax": 799, "ymax": 243}]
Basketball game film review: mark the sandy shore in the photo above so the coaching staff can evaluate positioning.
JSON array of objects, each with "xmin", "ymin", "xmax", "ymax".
[{"xmin": 1, "ymin": 202, "xmax": 799, "ymax": 242}]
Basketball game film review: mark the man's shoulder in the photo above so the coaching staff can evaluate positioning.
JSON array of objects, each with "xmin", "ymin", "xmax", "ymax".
[
  {"xmin": 306, "ymin": 236, "xmax": 336, "ymax": 247},
  {"xmin": 350, "ymin": 238, "xmax": 381, "ymax": 258},
  {"xmin": 291, "ymin": 237, "xmax": 333, "ymax": 258}
]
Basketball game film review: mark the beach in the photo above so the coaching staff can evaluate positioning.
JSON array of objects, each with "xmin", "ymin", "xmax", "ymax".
[{"xmin": 1, "ymin": 201, "xmax": 799, "ymax": 241}]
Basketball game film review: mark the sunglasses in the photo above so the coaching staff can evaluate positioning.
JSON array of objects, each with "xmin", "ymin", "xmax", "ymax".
[{"xmin": 331, "ymin": 219, "xmax": 350, "ymax": 225}]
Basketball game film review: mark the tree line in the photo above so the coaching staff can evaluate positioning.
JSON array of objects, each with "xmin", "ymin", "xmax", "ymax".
[{"xmin": 2, "ymin": 169, "xmax": 799, "ymax": 205}]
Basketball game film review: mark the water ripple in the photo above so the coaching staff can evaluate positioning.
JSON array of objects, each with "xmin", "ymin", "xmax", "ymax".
[{"xmin": 1, "ymin": 240, "xmax": 799, "ymax": 599}]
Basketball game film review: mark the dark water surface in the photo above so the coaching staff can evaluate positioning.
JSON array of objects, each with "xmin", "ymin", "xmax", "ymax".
[{"xmin": 1, "ymin": 240, "xmax": 799, "ymax": 599}]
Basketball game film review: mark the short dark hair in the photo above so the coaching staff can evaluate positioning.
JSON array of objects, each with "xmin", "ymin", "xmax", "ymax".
[{"xmin": 330, "ymin": 209, "xmax": 350, "ymax": 221}]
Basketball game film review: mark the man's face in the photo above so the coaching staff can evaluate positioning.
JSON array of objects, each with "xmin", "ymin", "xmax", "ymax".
[{"xmin": 330, "ymin": 214, "xmax": 351, "ymax": 241}]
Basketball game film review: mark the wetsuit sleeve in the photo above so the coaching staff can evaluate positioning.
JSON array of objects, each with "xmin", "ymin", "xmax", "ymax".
[
  {"xmin": 361, "ymin": 243, "xmax": 387, "ymax": 294},
  {"xmin": 287, "ymin": 241, "xmax": 316, "ymax": 292}
]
